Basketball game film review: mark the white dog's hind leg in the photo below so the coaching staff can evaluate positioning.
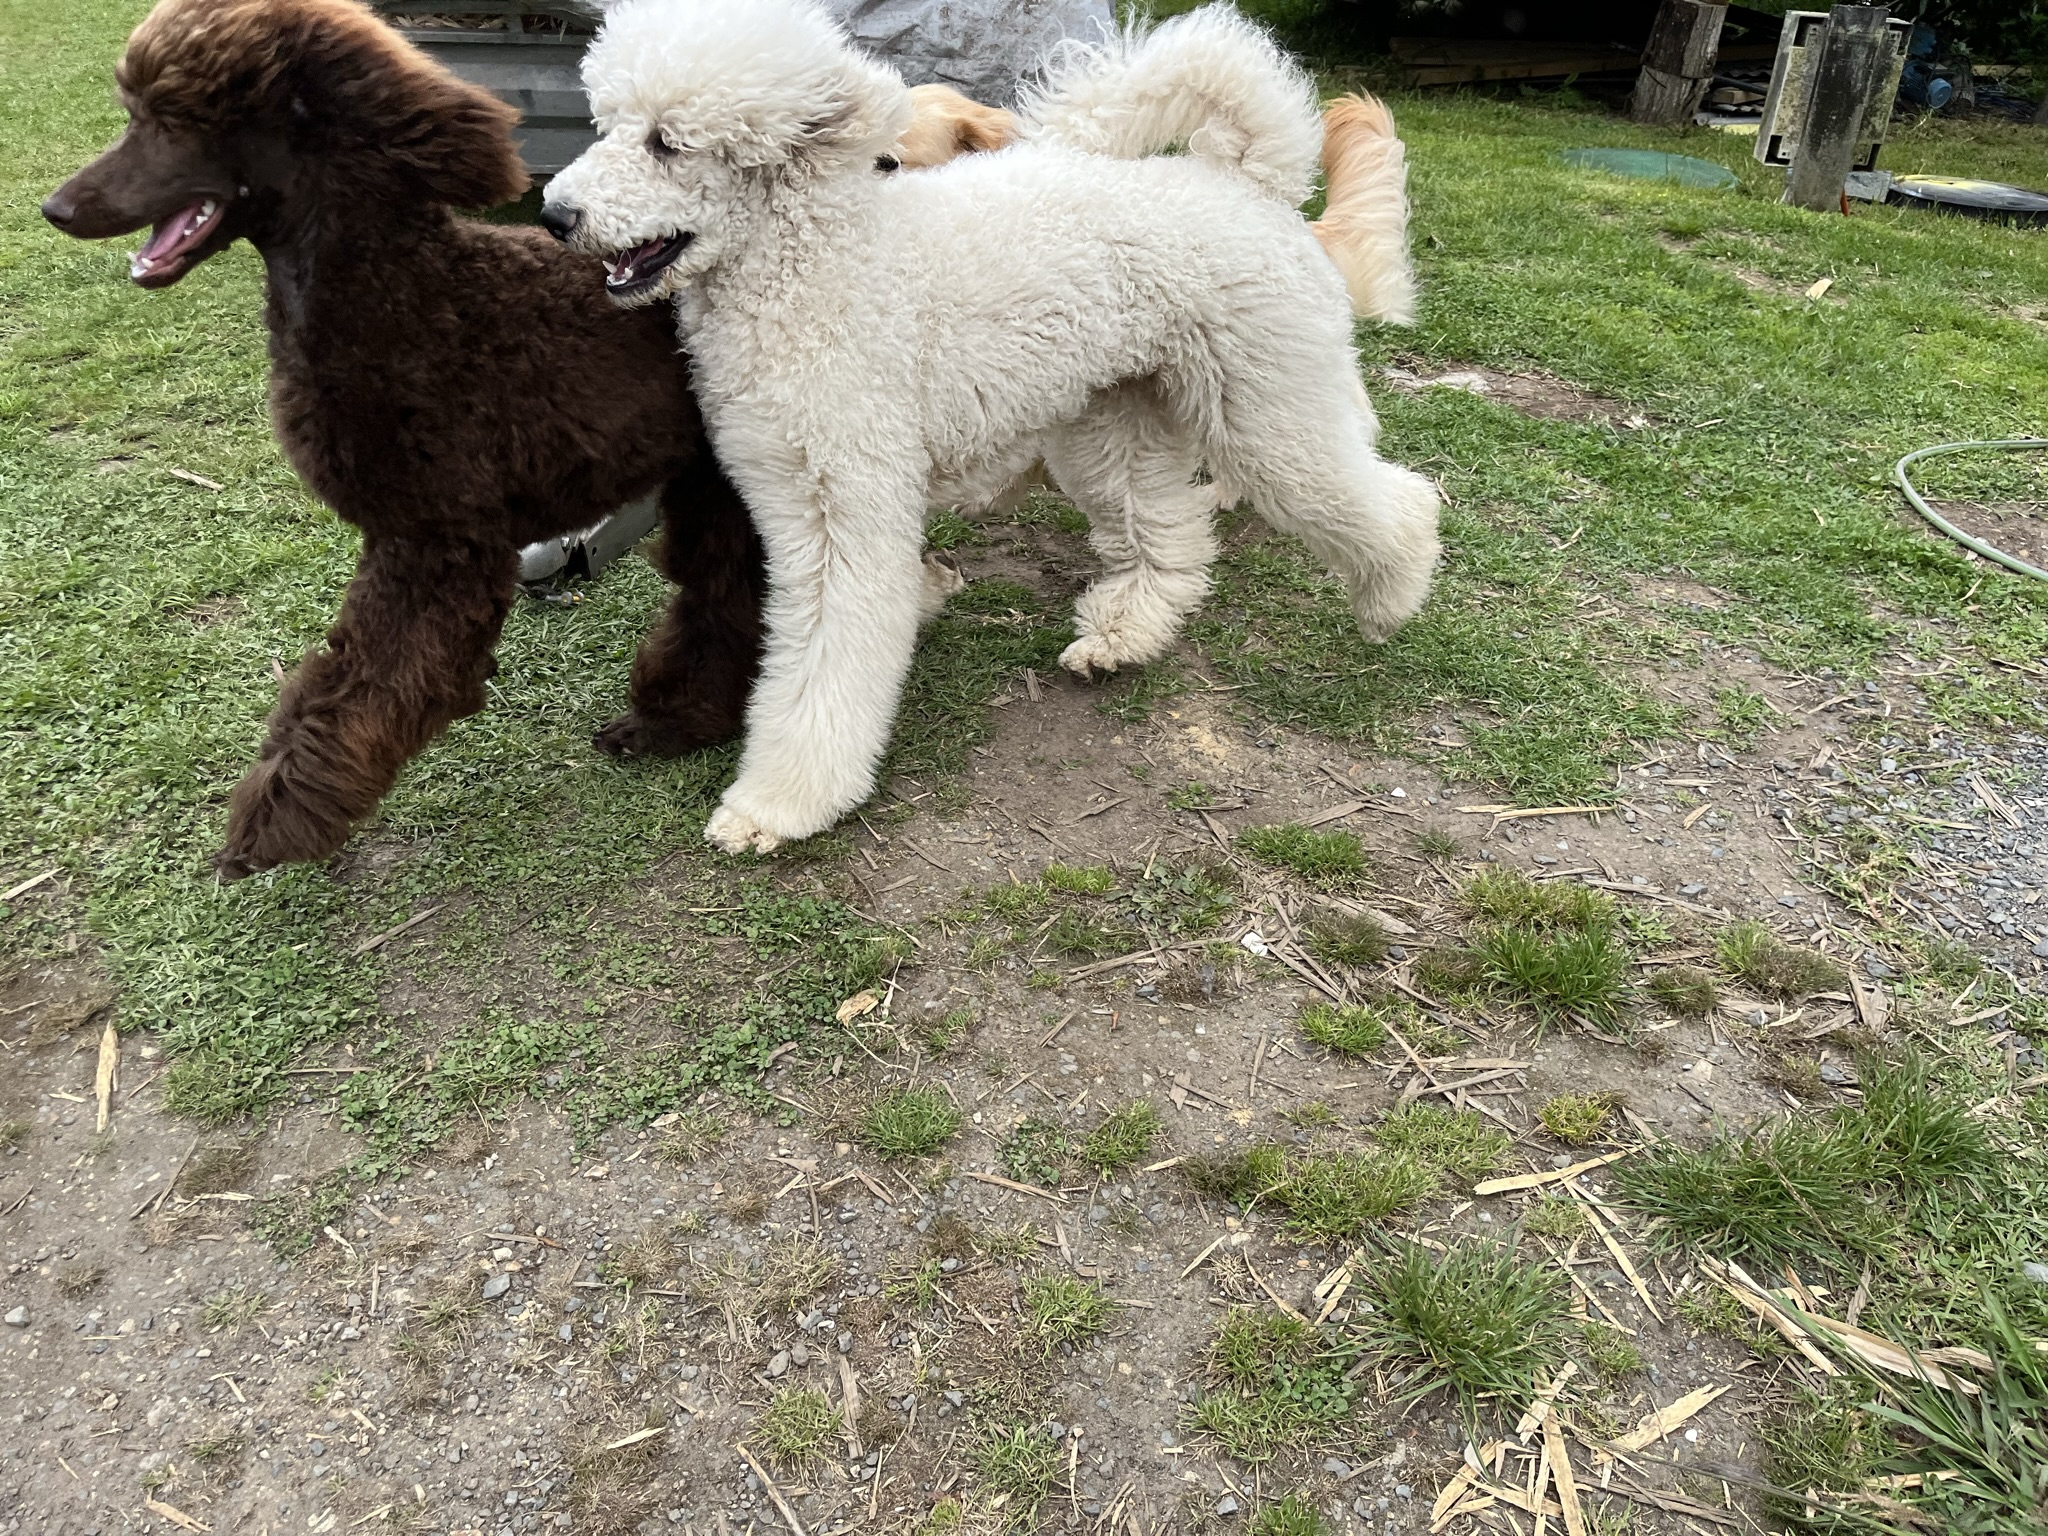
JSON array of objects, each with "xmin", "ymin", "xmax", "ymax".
[
  {"xmin": 706, "ymin": 492, "xmax": 931, "ymax": 855},
  {"xmin": 1218, "ymin": 384, "xmax": 1440, "ymax": 644},
  {"xmin": 1044, "ymin": 384, "xmax": 1217, "ymax": 677}
]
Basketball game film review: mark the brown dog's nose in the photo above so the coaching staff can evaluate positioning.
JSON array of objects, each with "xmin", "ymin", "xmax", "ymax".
[{"xmin": 41, "ymin": 189, "xmax": 79, "ymax": 231}]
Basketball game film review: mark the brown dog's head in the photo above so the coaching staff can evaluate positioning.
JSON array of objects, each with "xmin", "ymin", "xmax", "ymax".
[{"xmin": 41, "ymin": 0, "xmax": 529, "ymax": 287}]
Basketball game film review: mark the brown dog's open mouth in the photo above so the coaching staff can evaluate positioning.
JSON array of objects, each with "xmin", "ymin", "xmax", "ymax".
[
  {"xmin": 605, "ymin": 231, "xmax": 692, "ymax": 298},
  {"xmin": 130, "ymin": 197, "xmax": 228, "ymax": 288}
]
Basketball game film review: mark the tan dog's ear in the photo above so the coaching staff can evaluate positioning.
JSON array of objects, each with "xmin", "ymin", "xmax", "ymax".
[{"xmin": 896, "ymin": 83, "xmax": 1017, "ymax": 169}]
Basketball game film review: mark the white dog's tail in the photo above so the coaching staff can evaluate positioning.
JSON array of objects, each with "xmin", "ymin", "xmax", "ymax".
[
  {"xmin": 1022, "ymin": 3, "xmax": 1321, "ymax": 206},
  {"xmin": 1309, "ymin": 93, "xmax": 1419, "ymax": 324}
]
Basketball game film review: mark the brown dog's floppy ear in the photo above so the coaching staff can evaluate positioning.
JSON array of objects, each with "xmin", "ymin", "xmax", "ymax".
[{"xmin": 293, "ymin": 2, "xmax": 530, "ymax": 207}]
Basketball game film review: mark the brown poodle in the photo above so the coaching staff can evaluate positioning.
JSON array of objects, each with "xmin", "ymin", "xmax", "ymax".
[{"xmin": 42, "ymin": 0, "xmax": 767, "ymax": 880}]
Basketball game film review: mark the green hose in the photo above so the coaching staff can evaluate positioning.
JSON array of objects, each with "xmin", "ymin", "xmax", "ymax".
[{"xmin": 1893, "ymin": 437, "xmax": 2048, "ymax": 584}]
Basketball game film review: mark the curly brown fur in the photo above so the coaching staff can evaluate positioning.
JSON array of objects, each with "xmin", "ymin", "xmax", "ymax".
[{"xmin": 44, "ymin": 0, "xmax": 765, "ymax": 879}]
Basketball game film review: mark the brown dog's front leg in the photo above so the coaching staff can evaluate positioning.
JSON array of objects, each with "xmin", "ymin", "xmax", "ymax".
[
  {"xmin": 214, "ymin": 536, "xmax": 517, "ymax": 880},
  {"xmin": 593, "ymin": 455, "xmax": 766, "ymax": 759}
]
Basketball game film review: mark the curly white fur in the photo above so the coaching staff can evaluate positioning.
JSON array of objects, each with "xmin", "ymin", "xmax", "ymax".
[{"xmin": 547, "ymin": 0, "xmax": 1441, "ymax": 854}]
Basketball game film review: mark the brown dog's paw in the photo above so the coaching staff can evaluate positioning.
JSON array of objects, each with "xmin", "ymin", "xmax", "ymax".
[
  {"xmin": 210, "ymin": 847, "xmax": 267, "ymax": 883},
  {"xmin": 593, "ymin": 711, "xmax": 712, "ymax": 759}
]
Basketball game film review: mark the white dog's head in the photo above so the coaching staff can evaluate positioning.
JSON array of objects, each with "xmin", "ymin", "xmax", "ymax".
[{"xmin": 541, "ymin": 0, "xmax": 911, "ymax": 305}]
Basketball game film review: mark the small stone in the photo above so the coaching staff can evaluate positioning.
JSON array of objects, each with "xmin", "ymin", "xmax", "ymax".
[
  {"xmin": 768, "ymin": 1351, "xmax": 791, "ymax": 1378},
  {"xmin": 3, "ymin": 1307, "xmax": 25, "ymax": 1328},
  {"xmin": 558, "ymin": 1324, "xmax": 574, "ymax": 1343},
  {"xmin": 2032, "ymin": 940, "xmax": 2048, "ymax": 960},
  {"xmin": 2022, "ymin": 1262, "xmax": 2048, "ymax": 1285},
  {"xmin": 481, "ymin": 1273, "xmax": 512, "ymax": 1301},
  {"xmin": 1324, "ymin": 1457, "xmax": 1351, "ymax": 1478},
  {"xmin": 1395, "ymin": 1484, "xmax": 1413, "ymax": 1500},
  {"xmin": 1214, "ymin": 1496, "xmax": 1239, "ymax": 1517},
  {"xmin": 790, "ymin": 1343, "xmax": 810, "ymax": 1366},
  {"xmin": 838, "ymin": 1331, "xmax": 854, "ymax": 1353}
]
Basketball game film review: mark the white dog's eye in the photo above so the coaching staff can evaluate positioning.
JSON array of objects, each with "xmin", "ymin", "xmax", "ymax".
[{"xmin": 645, "ymin": 128, "xmax": 677, "ymax": 161}]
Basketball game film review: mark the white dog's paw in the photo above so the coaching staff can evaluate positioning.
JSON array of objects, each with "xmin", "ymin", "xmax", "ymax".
[
  {"xmin": 918, "ymin": 550, "xmax": 968, "ymax": 620},
  {"xmin": 705, "ymin": 803, "xmax": 786, "ymax": 855},
  {"xmin": 1059, "ymin": 634, "xmax": 1121, "ymax": 678}
]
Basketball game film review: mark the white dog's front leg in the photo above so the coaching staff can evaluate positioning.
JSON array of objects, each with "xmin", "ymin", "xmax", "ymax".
[{"xmin": 706, "ymin": 499, "xmax": 930, "ymax": 854}]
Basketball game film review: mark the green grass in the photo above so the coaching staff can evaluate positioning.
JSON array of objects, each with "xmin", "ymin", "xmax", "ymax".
[
  {"xmin": 1189, "ymin": 1308, "xmax": 1360, "ymax": 1464},
  {"xmin": 757, "ymin": 1388, "xmax": 841, "ymax": 1467},
  {"xmin": 1371, "ymin": 1103, "xmax": 1511, "ymax": 1184},
  {"xmin": 1305, "ymin": 911, "xmax": 1390, "ymax": 968},
  {"xmin": 1249, "ymin": 1495, "xmax": 1327, "ymax": 1536},
  {"xmin": 857, "ymin": 1088, "xmax": 962, "ymax": 1159},
  {"xmin": 1537, "ymin": 1093, "xmax": 1618, "ymax": 1146},
  {"xmin": 1645, "ymin": 965, "xmax": 1719, "ymax": 1018},
  {"xmin": 1578, "ymin": 1323, "xmax": 1642, "ymax": 1382},
  {"xmin": 1352, "ymin": 1242, "xmax": 1573, "ymax": 1413},
  {"xmin": 1078, "ymin": 1100, "xmax": 1162, "ymax": 1174},
  {"xmin": 1522, "ymin": 1193, "xmax": 1590, "ymax": 1242},
  {"xmin": 1021, "ymin": 1272, "xmax": 1118, "ymax": 1352},
  {"xmin": 1237, "ymin": 824, "xmax": 1368, "ymax": 885},
  {"xmin": 1473, "ymin": 924, "xmax": 1631, "ymax": 1024},
  {"xmin": 1271, "ymin": 1147, "xmax": 1440, "ymax": 1241},
  {"xmin": 1716, "ymin": 921, "xmax": 1850, "ymax": 1000},
  {"xmin": 1297, "ymin": 1000, "xmax": 1389, "ymax": 1056},
  {"xmin": 973, "ymin": 1422, "xmax": 1063, "ymax": 1521}
]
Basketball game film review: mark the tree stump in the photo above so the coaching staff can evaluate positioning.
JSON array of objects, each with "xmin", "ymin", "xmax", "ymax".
[{"xmin": 1631, "ymin": 0, "xmax": 1729, "ymax": 127}]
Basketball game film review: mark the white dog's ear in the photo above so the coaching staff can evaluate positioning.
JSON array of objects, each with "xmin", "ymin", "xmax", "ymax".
[{"xmin": 776, "ymin": 55, "xmax": 912, "ymax": 174}]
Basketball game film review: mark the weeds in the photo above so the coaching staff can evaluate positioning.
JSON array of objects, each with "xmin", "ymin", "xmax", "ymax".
[
  {"xmin": 201, "ymin": 1286, "xmax": 267, "ymax": 1335},
  {"xmin": 1189, "ymin": 1308, "xmax": 1359, "ymax": 1463},
  {"xmin": 1371, "ymin": 1104, "xmax": 1511, "ymax": 1184},
  {"xmin": 1716, "ymin": 921, "xmax": 1849, "ymax": 1000},
  {"xmin": 1182, "ymin": 1144, "xmax": 1288, "ymax": 1206},
  {"xmin": 601, "ymin": 1227, "xmax": 679, "ymax": 1293},
  {"xmin": 884, "ymin": 1256, "xmax": 946, "ymax": 1311},
  {"xmin": 1079, "ymin": 1101, "xmax": 1162, "ymax": 1174},
  {"xmin": 1416, "ymin": 828, "xmax": 1462, "ymax": 861},
  {"xmin": 0, "ymin": 1119, "xmax": 28, "ymax": 1153},
  {"xmin": 972, "ymin": 1223, "xmax": 1040, "ymax": 1263},
  {"xmin": 918, "ymin": 1007, "xmax": 974, "ymax": 1054},
  {"xmin": 1523, "ymin": 1194, "xmax": 1590, "ymax": 1241},
  {"xmin": 858, "ymin": 1089, "xmax": 962, "ymax": 1159},
  {"xmin": 1538, "ymin": 1093, "xmax": 1619, "ymax": 1145},
  {"xmin": 1021, "ymin": 1272, "xmax": 1117, "ymax": 1352},
  {"xmin": 1238, "ymin": 824, "xmax": 1367, "ymax": 886},
  {"xmin": 1298, "ymin": 1001, "xmax": 1389, "ymax": 1057},
  {"xmin": 1353, "ymin": 1242, "xmax": 1572, "ymax": 1412},
  {"xmin": 1001, "ymin": 1118, "xmax": 1072, "ymax": 1188},
  {"xmin": 1579, "ymin": 1324, "xmax": 1642, "ymax": 1381},
  {"xmin": 1044, "ymin": 864, "xmax": 1114, "ymax": 896},
  {"xmin": 55, "ymin": 1262, "xmax": 106, "ymax": 1299},
  {"xmin": 1305, "ymin": 912, "xmax": 1390, "ymax": 968},
  {"xmin": 757, "ymin": 1388, "xmax": 841, "ymax": 1467}
]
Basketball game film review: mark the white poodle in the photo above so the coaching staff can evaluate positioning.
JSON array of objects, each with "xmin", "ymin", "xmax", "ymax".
[{"xmin": 544, "ymin": 0, "xmax": 1442, "ymax": 853}]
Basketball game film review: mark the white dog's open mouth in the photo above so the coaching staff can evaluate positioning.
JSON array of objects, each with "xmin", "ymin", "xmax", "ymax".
[{"xmin": 605, "ymin": 232, "xmax": 693, "ymax": 297}]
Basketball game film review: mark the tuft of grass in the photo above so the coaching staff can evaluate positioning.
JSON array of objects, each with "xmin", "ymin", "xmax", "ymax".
[
  {"xmin": 1464, "ymin": 869, "xmax": 1615, "ymax": 934},
  {"xmin": 178, "ymin": 1139, "xmax": 260, "ymax": 1196},
  {"xmin": 1413, "ymin": 947, "xmax": 1488, "ymax": 1002},
  {"xmin": 601, "ymin": 1227, "xmax": 679, "ymax": 1293},
  {"xmin": 1190, "ymin": 1308, "xmax": 1359, "ymax": 1464},
  {"xmin": 1353, "ymin": 1242, "xmax": 1573, "ymax": 1412},
  {"xmin": 1372, "ymin": 1103, "xmax": 1511, "ymax": 1184},
  {"xmin": 1043, "ymin": 863, "xmax": 1115, "ymax": 896},
  {"xmin": 1021, "ymin": 1272, "xmax": 1118, "ymax": 1352},
  {"xmin": 1182, "ymin": 1144, "xmax": 1289, "ymax": 1206},
  {"xmin": 202, "ymin": 1286, "xmax": 268, "ymax": 1335},
  {"xmin": 1167, "ymin": 781, "xmax": 1213, "ymax": 810},
  {"xmin": 56, "ymin": 1262, "xmax": 106, "ymax": 1299},
  {"xmin": 972, "ymin": 1222, "xmax": 1040, "ymax": 1263},
  {"xmin": 884, "ymin": 1255, "xmax": 946, "ymax": 1311},
  {"xmin": 858, "ymin": 1088, "xmax": 962, "ymax": 1159},
  {"xmin": 1712, "ymin": 684, "xmax": 1774, "ymax": 749},
  {"xmin": 1273, "ymin": 1147, "xmax": 1440, "ymax": 1241},
  {"xmin": 1284, "ymin": 1100, "xmax": 1341, "ymax": 1131},
  {"xmin": 1579, "ymin": 1323, "xmax": 1643, "ymax": 1381},
  {"xmin": 1645, "ymin": 965, "xmax": 1718, "ymax": 1018},
  {"xmin": 1079, "ymin": 1101, "xmax": 1162, "ymax": 1174},
  {"xmin": 1851, "ymin": 1048, "xmax": 1991, "ymax": 1189},
  {"xmin": 1715, "ymin": 921, "xmax": 1849, "ymax": 1000},
  {"xmin": 1759, "ymin": 1381, "xmax": 1886, "ymax": 1525},
  {"xmin": 757, "ymin": 1388, "xmax": 841, "ymax": 1467},
  {"xmin": 187, "ymin": 1430, "xmax": 247, "ymax": 1464},
  {"xmin": 651, "ymin": 1107, "xmax": 730, "ymax": 1167},
  {"xmin": 1612, "ymin": 1118, "xmax": 1882, "ymax": 1261},
  {"xmin": 1249, "ymin": 1495, "xmax": 1327, "ymax": 1536},
  {"xmin": 917, "ymin": 1007, "xmax": 974, "ymax": 1055},
  {"xmin": 0, "ymin": 1118, "xmax": 29, "ymax": 1153},
  {"xmin": 1523, "ymin": 1194, "xmax": 1590, "ymax": 1241},
  {"xmin": 1001, "ymin": 1117, "xmax": 1072, "ymax": 1189},
  {"xmin": 1538, "ymin": 1093, "xmax": 1620, "ymax": 1146},
  {"xmin": 1297, "ymin": 1000, "xmax": 1390, "ymax": 1057},
  {"xmin": 1474, "ymin": 925, "xmax": 1630, "ymax": 1024},
  {"xmin": 1044, "ymin": 908, "xmax": 1136, "ymax": 960},
  {"xmin": 1305, "ymin": 911, "xmax": 1391, "ymax": 968},
  {"xmin": 973, "ymin": 1421, "xmax": 1062, "ymax": 1520},
  {"xmin": 1237, "ymin": 824, "xmax": 1368, "ymax": 886},
  {"xmin": 1417, "ymin": 828, "xmax": 1463, "ymax": 862}
]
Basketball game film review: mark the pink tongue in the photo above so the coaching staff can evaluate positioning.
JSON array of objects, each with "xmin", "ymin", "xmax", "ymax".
[
  {"xmin": 611, "ymin": 238, "xmax": 667, "ymax": 279},
  {"xmin": 138, "ymin": 201, "xmax": 207, "ymax": 262}
]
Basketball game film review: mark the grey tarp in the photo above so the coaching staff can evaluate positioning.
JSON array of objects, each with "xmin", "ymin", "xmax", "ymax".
[{"xmin": 822, "ymin": 0, "xmax": 1114, "ymax": 106}]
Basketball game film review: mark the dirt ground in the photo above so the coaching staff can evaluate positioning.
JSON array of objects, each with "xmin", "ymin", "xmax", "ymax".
[{"xmin": 6, "ymin": 576, "xmax": 2043, "ymax": 1536}]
